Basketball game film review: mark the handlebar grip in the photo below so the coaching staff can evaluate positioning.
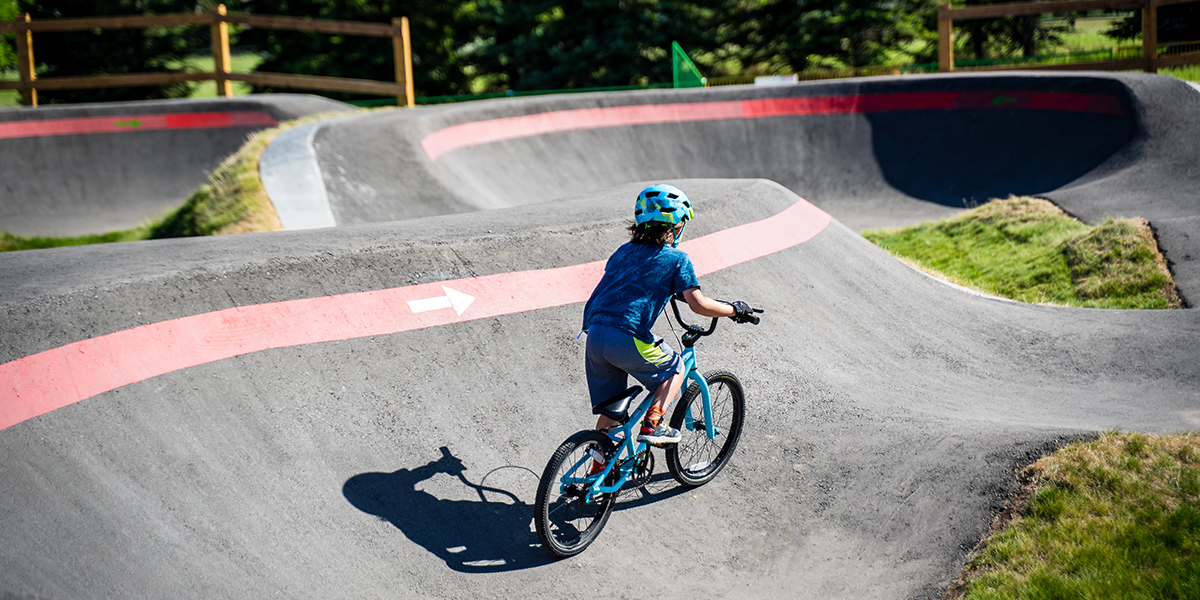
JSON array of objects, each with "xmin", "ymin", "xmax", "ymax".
[{"xmin": 728, "ymin": 302, "xmax": 763, "ymax": 325}]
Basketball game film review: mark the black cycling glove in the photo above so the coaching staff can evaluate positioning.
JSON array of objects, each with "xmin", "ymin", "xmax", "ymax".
[{"xmin": 728, "ymin": 301, "xmax": 763, "ymax": 324}]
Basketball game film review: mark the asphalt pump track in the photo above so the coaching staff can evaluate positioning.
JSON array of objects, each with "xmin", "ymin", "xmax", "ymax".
[
  {"xmin": 0, "ymin": 95, "xmax": 347, "ymax": 237},
  {"xmin": 1, "ymin": 72, "xmax": 1199, "ymax": 599}
]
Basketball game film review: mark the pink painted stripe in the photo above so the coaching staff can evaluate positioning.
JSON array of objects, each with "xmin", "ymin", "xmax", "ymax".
[
  {"xmin": 741, "ymin": 92, "xmax": 958, "ymax": 118},
  {"xmin": 420, "ymin": 90, "xmax": 1125, "ymax": 161},
  {"xmin": 0, "ymin": 111, "xmax": 278, "ymax": 140},
  {"xmin": 0, "ymin": 198, "xmax": 831, "ymax": 430},
  {"xmin": 421, "ymin": 101, "xmax": 744, "ymax": 161}
]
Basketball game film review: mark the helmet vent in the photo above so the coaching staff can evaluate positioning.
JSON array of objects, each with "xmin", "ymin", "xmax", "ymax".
[{"xmin": 634, "ymin": 184, "xmax": 692, "ymax": 227}]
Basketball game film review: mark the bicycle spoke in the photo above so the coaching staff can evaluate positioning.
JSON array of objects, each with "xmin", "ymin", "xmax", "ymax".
[
  {"xmin": 666, "ymin": 371, "xmax": 745, "ymax": 487},
  {"xmin": 535, "ymin": 431, "xmax": 617, "ymax": 557}
]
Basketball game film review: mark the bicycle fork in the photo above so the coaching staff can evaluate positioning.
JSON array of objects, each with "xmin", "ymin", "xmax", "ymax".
[{"xmin": 679, "ymin": 349, "xmax": 719, "ymax": 441}]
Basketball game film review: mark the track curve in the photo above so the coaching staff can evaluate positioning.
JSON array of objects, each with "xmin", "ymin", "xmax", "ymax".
[
  {"xmin": 312, "ymin": 72, "xmax": 1200, "ymax": 298},
  {"xmin": 2, "ymin": 73, "xmax": 1199, "ymax": 599},
  {"xmin": 0, "ymin": 95, "xmax": 351, "ymax": 237}
]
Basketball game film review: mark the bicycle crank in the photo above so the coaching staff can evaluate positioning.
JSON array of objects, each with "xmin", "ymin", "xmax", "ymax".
[{"xmin": 621, "ymin": 449, "xmax": 655, "ymax": 492}]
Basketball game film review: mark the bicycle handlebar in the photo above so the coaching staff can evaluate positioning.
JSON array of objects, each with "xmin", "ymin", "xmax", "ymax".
[
  {"xmin": 670, "ymin": 294, "xmax": 720, "ymax": 336},
  {"xmin": 669, "ymin": 293, "xmax": 764, "ymax": 337}
]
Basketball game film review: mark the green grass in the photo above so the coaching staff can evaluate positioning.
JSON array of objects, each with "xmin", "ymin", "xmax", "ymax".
[
  {"xmin": 174, "ymin": 52, "xmax": 263, "ymax": 98},
  {"xmin": 1, "ymin": 226, "xmax": 156, "ymax": 251},
  {"xmin": 1055, "ymin": 16, "xmax": 1134, "ymax": 53},
  {"xmin": 862, "ymin": 197, "xmax": 1181, "ymax": 309},
  {"xmin": 1052, "ymin": 15, "xmax": 1200, "ymax": 83},
  {"xmin": 1, "ymin": 69, "xmax": 18, "ymax": 108},
  {"xmin": 1161, "ymin": 63, "xmax": 1200, "ymax": 83},
  {"xmin": 953, "ymin": 432, "xmax": 1200, "ymax": 600}
]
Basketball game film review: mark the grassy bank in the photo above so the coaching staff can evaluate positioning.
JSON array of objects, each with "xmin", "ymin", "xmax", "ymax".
[
  {"xmin": 1, "ymin": 226, "xmax": 156, "ymax": 251},
  {"xmin": 949, "ymin": 432, "xmax": 1200, "ymax": 599},
  {"xmin": 863, "ymin": 197, "xmax": 1182, "ymax": 309},
  {"xmin": 149, "ymin": 120, "xmax": 283, "ymax": 238}
]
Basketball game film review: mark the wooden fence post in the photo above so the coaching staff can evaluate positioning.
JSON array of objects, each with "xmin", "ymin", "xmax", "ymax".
[
  {"xmin": 392, "ymin": 16, "xmax": 415, "ymax": 107},
  {"xmin": 211, "ymin": 4, "xmax": 233, "ymax": 97},
  {"xmin": 1142, "ymin": 0, "xmax": 1158, "ymax": 73},
  {"xmin": 938, "ymin": 4, "xmax": 954, "ymax": 73},
  {"xmin": 15, "ymin": 13, "xmax": 37, "ymax": 106}
]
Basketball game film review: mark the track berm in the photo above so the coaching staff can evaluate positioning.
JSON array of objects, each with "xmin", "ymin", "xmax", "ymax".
[{"xmin": 1, "ymin": 72, "xmax": 1198, "ymax": 599}]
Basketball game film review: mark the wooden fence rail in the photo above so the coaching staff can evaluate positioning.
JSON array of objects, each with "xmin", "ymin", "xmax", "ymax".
[
  {"xmin": 938, "ymin": 0, "xmax": 1200, "ymax": 74},
  {"xmin": 0, "ymin": 4, "xmax": 415, "ymax": 108}
]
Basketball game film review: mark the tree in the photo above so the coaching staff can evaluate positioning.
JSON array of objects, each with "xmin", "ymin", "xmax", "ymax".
[
  {"xmin": 235, "ymin": 0, "xmax": 476, "ymax": 99},
  {"xmin": 722, "ymin": 0, "xmax": 933, "ymax": 72},
  {"xmin": 469, "ymin": 0, "xmax": 719, "ymax": 92},
  {"xmin": 2, "ymin": 0, "xmax": 18, "ymax": 73},
  {"xmin": 8, "ymin": 0, "xmax": 208, "ymax": 104},
  {"xmin": 1107, "ymin": 4, "xmax": 1200, "ymax": 45},
  {"xmin": 951, "ymin": 0, "xmax": 1070, "ymax": 62}
]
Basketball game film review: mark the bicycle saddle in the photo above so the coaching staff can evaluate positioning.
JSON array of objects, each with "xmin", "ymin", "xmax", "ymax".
[{"xmin": 591, "ymin": 386, "xmax": 642, "ymax": 423}]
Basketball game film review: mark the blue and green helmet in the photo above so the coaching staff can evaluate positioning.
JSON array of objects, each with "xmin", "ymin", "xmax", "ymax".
[{"xmin": 634, "ymin": 184, "xmax": 694, "ymax": 227}]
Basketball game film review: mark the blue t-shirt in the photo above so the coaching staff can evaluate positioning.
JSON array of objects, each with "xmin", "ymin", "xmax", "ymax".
[{"xmin": 582, "ymin": 242, "xmax": 700, "ymax": 342}]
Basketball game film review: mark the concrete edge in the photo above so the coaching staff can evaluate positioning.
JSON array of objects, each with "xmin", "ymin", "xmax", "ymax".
[{"xmin": 259, "ymin": 121, "xmax": 337, "ymax": 230}]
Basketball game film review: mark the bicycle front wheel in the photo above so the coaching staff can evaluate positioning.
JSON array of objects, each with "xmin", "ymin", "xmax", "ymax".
[
  {"xmin": 534, "ymin": 430, "xmax": 617, "ymax": 558},
  {"xmin": 666, "ymin": 370, "xmax": 746, "ymax": 487}
]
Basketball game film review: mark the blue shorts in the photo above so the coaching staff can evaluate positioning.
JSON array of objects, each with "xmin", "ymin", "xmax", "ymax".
[{"xmin": 585, "ymin": 324, "xmax": 683, "ymax": 407}]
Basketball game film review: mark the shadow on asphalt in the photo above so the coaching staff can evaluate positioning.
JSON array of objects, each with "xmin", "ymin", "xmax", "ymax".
[
  {"xmin": 868, "ymin": 108, "xmax": 1133, "ymax": 208},
  {"xmin": 342, "ymin": 446, "xmax": 688, "ymax": 572}
]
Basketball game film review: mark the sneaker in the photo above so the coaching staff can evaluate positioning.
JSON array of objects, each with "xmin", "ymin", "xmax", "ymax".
[{"xmin": 637, "ymin": 423, "xmax": 682, "ymax": 446}]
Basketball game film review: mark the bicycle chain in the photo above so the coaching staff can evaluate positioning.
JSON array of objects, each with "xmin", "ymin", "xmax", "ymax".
[{"xmin": 615, "ymin": 449, "xmax": 655, "ymax": 493}]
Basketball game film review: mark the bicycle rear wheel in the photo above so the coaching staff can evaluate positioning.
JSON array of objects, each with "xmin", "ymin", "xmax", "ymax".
[
  {"xmin": 534, "ymin": 430, "xmax": 617, "ymax": 557},
  {"xmin": 666, "ymin": 370, "xmax": 745, "ymax": 487}
]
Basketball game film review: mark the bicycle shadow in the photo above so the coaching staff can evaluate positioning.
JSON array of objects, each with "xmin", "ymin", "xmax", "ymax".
[{"xmin": 342, "ymin": 446, "xmax": 689, "ymax": 572}]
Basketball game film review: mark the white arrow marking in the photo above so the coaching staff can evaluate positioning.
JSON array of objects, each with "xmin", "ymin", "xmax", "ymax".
[{"xmin": 408, "ymin": 286, "xmax": 476, "ymax": 316}]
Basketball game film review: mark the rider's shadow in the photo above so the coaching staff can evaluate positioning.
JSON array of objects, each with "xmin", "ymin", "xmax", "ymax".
[
  {"xmin": 343, "ymin": 446, "xmax": 691, "ymax": 571},
  {"xmin": 343, "ymin": 446, "xmax": 551, "ymax": 572}
]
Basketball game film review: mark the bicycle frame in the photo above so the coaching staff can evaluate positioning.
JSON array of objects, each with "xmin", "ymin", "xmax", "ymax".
[
  {"xmin": 538, "ymin": 295, "xmax": 757, "ymax": 557},
  {"xmin": 568, "ymin": 341, "xmax": 716, "ymax": 504}
]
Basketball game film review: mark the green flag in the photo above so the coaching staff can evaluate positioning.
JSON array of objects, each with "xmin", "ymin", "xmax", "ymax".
[{"xmin": 672, "ymin": 42, "xmax": 705, "ymax": 89}]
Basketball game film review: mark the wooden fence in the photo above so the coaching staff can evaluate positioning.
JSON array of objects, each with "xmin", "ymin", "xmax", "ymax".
[
  {"xmin": 0, "ymin": 4, "xmax": 414, "ymax": 108},
  {"xmin": 938, "ymin": 0, "xmax": 1200, "ymax": 73}
]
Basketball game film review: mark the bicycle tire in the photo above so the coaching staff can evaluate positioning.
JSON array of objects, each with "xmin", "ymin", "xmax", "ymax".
[
  {"xmin": 665, "ymin": 370, "xmax": 745, "ymax": 487},
  {"xmin": 534, "ymin": 430, "xmax": 617, "ymax": 558}
]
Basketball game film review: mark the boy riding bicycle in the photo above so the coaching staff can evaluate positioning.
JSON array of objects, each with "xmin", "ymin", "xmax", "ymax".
[{"xmin": 581, "ymin": 184, "xmax": 760, "ymax": 458}]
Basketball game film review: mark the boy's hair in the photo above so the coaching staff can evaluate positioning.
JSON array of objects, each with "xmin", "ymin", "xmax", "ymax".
[{"xmin": 627, "ymin": 222, "xmax": 675, "ymax": 245}]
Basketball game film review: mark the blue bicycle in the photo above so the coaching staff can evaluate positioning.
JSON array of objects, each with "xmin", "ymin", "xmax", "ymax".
[{"xmin": 534, "ymin": 296, "xmax": 758, "ymax": 557}]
